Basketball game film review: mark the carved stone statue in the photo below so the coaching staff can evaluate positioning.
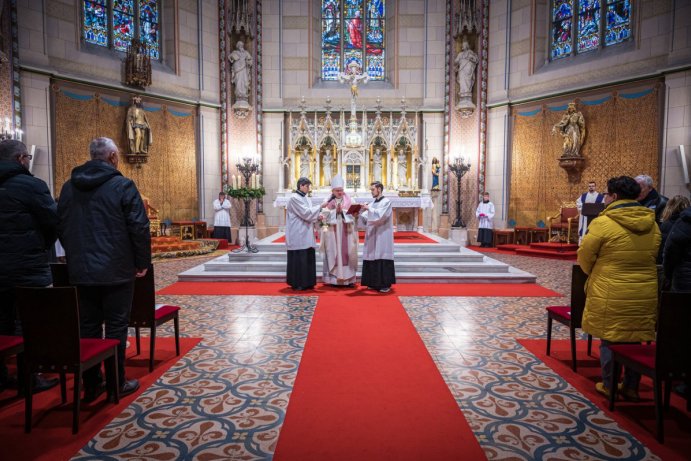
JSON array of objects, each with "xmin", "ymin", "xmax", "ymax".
[
  {"xmin": 229, "ymin": 41, "xmax": 253, "ymax": 115},
  {"xmin": 300, "ymin": 148, "xmax": 311, "ymax": 179},
  {"xmin": 372, "ymin": 148, "xmax": 383, "ymax": 182},
  {"xmin": 397, "ymin": 149, "xmax": 408, "ymax": 188},
  {"xmin": 552, "ymin": 102, "xmax": 586, "ymax": 158},
  {"xmin": 126, "ymin": 95, "xmax": 152, "ymax": 156},
  {"xmin": 322, "ymin": 149, "xmax": 333, "ymax": 186},
  {"xmin": 455, "ymin": 38, "xmax": 478, "ymax": 114}
]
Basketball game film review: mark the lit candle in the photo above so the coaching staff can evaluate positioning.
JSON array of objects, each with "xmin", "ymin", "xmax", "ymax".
[
  {"xmin": 251, "ymin": 173, "xmax": 257, "ymax": 188},
  {"xmin": 257, "ymin": 174, "xmax": 262, "ymax": 188},
  {"xmin": 233, "ymin": 174, "xmax": 238, "ymax": 189}
]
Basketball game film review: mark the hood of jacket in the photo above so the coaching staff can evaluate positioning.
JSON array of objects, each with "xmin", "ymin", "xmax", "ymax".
[
  {"xmin": 70, "ymin": 159, "xmax": 122, "ymax": 191},
  {"xmin": 0, "ymin": 161, "xmax": 30, "ymax": 186},
  {"xmin": 602, "ymin": 199, "xmax": 656, "ymax": 234},
  {"xmin": 680, "ymin": 205, "xmax": 691, "ymax": 224}
]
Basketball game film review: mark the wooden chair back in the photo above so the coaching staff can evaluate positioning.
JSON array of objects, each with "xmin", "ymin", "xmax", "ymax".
[
  {"xmin": 130, "ymin": 264, "xmax": 156, "ymax": 326},
  {"xmin": 561, "ymin": 207, "xmax": 579, "ymax": 223},
  {"xmin": 569, "ymin": 264, "xmax": 588, "ymax": 329},
  {"xmin": 50, "ymin": 263, "xmax": 70, "ymax": 287},
  {"xmin": 15, "ymin": 287, "xmax": 81, "ymax": 370},
  {"xmin": 656, "ymin": 291, "xmax": 691, "ymax": 377}
]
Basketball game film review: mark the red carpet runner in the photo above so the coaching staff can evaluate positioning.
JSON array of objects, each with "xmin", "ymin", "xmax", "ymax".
[
  {"xmin": 0, "ymin": 337, "xmax": 201, "ymax": 461},
  {"xmin": 519, "ymin": 339, "xmax": 691, "ymax": 461},
  {"xmin": 272, "ymin": 231, "xmax": 439, "ymax": 244},
  {"xmin": 273, "ymin": 296, "xmax": 486, "ymax": 460},
  {"xmin": 158, "ymin": 281, "xmax": 560, "ymax": 297}
]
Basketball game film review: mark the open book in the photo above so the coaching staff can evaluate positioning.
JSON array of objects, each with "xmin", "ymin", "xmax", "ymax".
[{"xmin": 346, "ymin": 204, "xmax": 362, "ymax": 215}]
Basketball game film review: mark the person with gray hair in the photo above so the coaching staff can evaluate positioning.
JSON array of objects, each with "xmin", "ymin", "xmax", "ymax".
[
  {"xmin": 58, "ymin": 137, "xmax": 151, "ymax": 402},
  {"xmin": 0, "ymin": 139, "xmax": 59, "ymax": 394},
  {"xmin": 635, "ymin": 174, "xmax": 668, "ymax": 225}
]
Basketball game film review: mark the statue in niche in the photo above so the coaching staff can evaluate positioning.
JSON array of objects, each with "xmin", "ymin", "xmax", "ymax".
[
  {"xmin": 229, "ymin": 40, "xmax": 253, "ymax": 116},
  {"xmin": 300, "ymin": 148, "xmax": 312, "ymax": 179},
  {"xmin": 431, "ymin": 157, "xmax": 441, "ymax": 191},
  {"xmin": 552, "ymin": 102, "xmax": 586, "ymax": 158},
  {"xmin": 397, "ymin": 149, "xmax": 408, "ymax": 188},
  {"xmin": 322, "ymin": 149, "xmax": 334, "ymax": 186},
  {"xmin": 126, "ymin": 95, "xmax": 153, "ymax": 156},
  {"xmin": 372, "ymin": 147, "xmax": 383, "ymax": 182},
  {"xmin": 455, "ymin": 38, "xmax": 478, "ymax": 115}
]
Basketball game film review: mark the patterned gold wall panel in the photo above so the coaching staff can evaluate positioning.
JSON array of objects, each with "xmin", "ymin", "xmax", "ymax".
[
  {"xmin": 509, "ymin": 85, "xmax": 660, "ymax": 227},
  {"xmin": 54, "ymin": 85, "xmax": 198, "ymax": 222}
]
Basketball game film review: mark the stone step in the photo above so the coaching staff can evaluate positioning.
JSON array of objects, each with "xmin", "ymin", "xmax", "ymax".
[
  {"xmin": 227, "ymin": 251, "xmax": 485, "ymax": 263},
  {"xmin": 205, "ymin": 260, "xmax": 508, "ymax": 273}
]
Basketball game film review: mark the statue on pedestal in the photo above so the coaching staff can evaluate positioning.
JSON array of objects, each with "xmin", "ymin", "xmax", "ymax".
[
  {"xmin": 455, "ymin": 38, "xmax": 478, "ymax": 116},
  {"xmin": 552, "ymin": 102, "xmax": 586, "ymax": 158},
  {"xmin": 229, "ymin": 40, "xmax": 253, "ymax": 118},
  {"xmin": 300, "ymin": 148, "xmax": 312, "ymax": 179},
  {"xmin": 397, "ymin": 149, "xmax": 408, "ymax": 188},
  {"xmin": 372, "ymin": 147, "xmax": 383, "ymax": 182},
  {"xmin": 322, "ymin": 149, "xmax": 333, "ymax": 186}
]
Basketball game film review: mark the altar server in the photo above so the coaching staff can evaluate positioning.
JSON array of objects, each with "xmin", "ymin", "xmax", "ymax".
[
  {"xmin": 360, "ymin": 181, "xmax": 396, "ymax": 292},
  {"xmin": 475, "ymin": 192, "xmax": 495, "ymax": 247},
  {"xmin": 285, "ymin": 177, "xmax": 328, "ymax": 290},
  {"xmin": 321, "ymin": 175, "xmax": 358, "ymax": 286},
  {"xmin": 576, "ymin": 181, "xmax": 604, "ymax": 244},
  {"xmin": 212, "ymin": 191, "xmax": 232, "ymax": 241}
]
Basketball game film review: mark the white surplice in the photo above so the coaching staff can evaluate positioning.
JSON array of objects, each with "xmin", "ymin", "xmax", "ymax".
[
  {"xmin": 475, "ymin": 201, "xmax": 495, "ymax": 229},
  {"xmin": 576, "ymin": 191, "xmax": 604, "ymax": 243},
  {"xmin": 213, "ymin": 198, "xmax": 232, "ymax": 227},
  {"xmin": 285, "ymin": 191, "xmax": 322, "ymax": 250},
  {"xmin": 321, "ymin": 198, "xmax": 358, "ymax": 285},
  {"xmin": 360, "ymin": 196, "xmax": 394, "ymax": 261}
]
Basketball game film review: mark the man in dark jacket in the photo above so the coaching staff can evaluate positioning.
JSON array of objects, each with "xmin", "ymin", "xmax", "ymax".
[
  {"xmin": 663, "ymin": 206, "xmax": 691, "ymax": 292},
  {"xmin": 0, "ymin": 140, "xmax": 59, "ymax": 392},
  {"xmin": 636, "ymin": 174, "xmax": 668, "ymax": 225},
  {"xmin": 58, "ymin": 137, "xmax": 151, "ymax": 402}
]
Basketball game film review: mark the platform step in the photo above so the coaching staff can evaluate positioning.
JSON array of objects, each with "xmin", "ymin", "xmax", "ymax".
[
  {"xmin": 514, "ymin": 248, "xmax": 577, "ymax": 260},
  {"xmin": 529, "ymin": 242, "xmax": 578, "ymax": 252}
]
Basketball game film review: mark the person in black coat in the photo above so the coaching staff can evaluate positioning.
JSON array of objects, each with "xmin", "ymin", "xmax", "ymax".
[
  {"xmin": 657, "ymin": 195, "xmax": 689, "ymax": 263},
  {"xmin": 663, "ymin": 206, "xmax": 691, "ymax": 292},
  {"xmin": 58, "ymin": 137, "xmax": 151, "ymax": 402},
  {"xmin": 0, "ymin": 140, "xmax": 59, "ymax": 392}
]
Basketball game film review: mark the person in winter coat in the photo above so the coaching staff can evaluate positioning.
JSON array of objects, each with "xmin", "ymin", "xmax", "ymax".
[
  {"xmin": 662, "ymin": 205, "xmax": 691, "ymax": 292},
  {"xmin": 636, "ymin": 174, "xmax": 668, "ymax": 225},
  {"xmin": 0, "ymin": 140, "xmax": 59, "ymax": 393},
  {"xmin": 58, "ymin": 137, "xmax": 151, "ymax": 402},
  {"xmin": 577, "ymin": 176, "xmax": 661, "ymax": 401}
]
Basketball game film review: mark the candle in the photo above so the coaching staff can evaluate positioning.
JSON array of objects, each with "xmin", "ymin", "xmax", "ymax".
[
  {"xmin": 233, "ymin": 175, "xmax": 238, "ymax": 189},
  {"xmin": 251, "ymin": 173, "xmax": 256, "ymax": 188},
  {"xmin": 257, "ymin": 174, "xmax": 262, "ymax": 188}
]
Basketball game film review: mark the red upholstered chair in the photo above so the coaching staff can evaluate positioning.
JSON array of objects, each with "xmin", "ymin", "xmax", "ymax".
[
  {"xmin": 547, "ymin": 206, "xmax": 579, "ymax": 243},
  {"xmin": 129, "ymin": 264, "xmax": 181, "ymax": 372},
  {"xmin": 546, "ymin": 264, "xmax": 593, "ymax": 372},
  {"xmin": 608, "ymin": 291, "xmax": 691, "ymax": 443},
  {"xmin": 0, "ymin": 335, "xmax": 24, "ymax": 397},
  {"xmin": 15, "ymin": 287, "xmax": 119, "ymax": 434}
]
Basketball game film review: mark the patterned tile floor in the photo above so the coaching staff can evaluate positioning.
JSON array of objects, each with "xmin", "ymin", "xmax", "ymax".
[{"xmin": 74, "ymin": 251, "xmax": 661, "ymax": 460}]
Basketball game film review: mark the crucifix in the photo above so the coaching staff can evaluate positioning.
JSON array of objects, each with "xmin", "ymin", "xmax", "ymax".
[{"xmin": 338, "ymin": 61, "xmax": 369, "ymax": 120}]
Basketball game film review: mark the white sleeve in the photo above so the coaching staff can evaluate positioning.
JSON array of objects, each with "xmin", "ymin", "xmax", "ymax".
[
  {"xmin": 366, "ymin": 199, "xmax": 392, "ymax": 224},
  {"xmin": 287, "ymin": 196, "xmax": 321, "ymax": 223}
]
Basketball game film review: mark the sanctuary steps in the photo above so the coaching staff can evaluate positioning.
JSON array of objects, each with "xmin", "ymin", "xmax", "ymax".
[{"xmin": 178, "ymin": 232, "xmax": 537, "ymax": 284}]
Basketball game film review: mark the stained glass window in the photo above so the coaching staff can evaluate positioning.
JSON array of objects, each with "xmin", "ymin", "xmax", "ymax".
[
  {"xmin": 321, "ymin": 0, "xmax": 386, "ymax": 81},
  {"xmin": 550, "ymin": 0, "xmax": 631, "ymax": 60},
  {"xmin": 81, "ymin": 0, "xmax": 161, "ymax": 59}
]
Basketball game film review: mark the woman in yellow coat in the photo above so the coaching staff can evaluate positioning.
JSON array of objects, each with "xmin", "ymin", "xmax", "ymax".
[{"xmin": 577, "ymin": 176, "xmax": 661, "ymax": 399}]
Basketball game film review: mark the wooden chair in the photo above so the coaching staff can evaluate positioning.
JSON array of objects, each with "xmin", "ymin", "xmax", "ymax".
[
  {"xmin": 0, "ymin": 335, "xmax": 24, "ymax": 397},
  {"xmin": 129, "ymin": 264, "xmax": 181, "ymax": 372},
  {"xmin": 547, "ymin": 206, "xmax": 579, "ymax": 243},
  {"xmin": 546, "ymin": 264, "xmax": 593, "ymax": 372},
  {"xmin": 50, "ymin": 263, "xmax": 69, "ymax": 287},
  {"xmin": 15, "ymin": 287, "xmax": 119, "ymax": 434},
  {"xmin": 608, "ymin": 291, "xmax": 691, "ymax": 443}
]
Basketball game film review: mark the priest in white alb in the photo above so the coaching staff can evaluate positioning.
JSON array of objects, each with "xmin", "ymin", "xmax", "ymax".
[
  {"xmin": 320, "ymin": 175, "xmax": 359, "ymax": 286},
  {"xmin": 576, "ymin": 180, "xmax": 604, "ymax": 244},
  {"xmin": 359, "ymin": 181, "xmax": 396, "ymax": 293},
  {"xmin": 285, "ymin": 177, "xmax": 329, "ymax": 290},
  {"xmin": 211, "ymin": 191, "xmax": 232, "ymax": 242},
  {"xmin": 475, "ymin": 192, "xmax": 495, "ymax": 247}
]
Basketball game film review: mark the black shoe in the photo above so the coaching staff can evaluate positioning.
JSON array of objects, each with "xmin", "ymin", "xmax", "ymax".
[
  {"xmin": 32, "ymin": 374, "xmax": 59, "ymax": 395},
  {"xmin": 378, "ymin": 287, "xmax": 391, "ymax": 293},
  {"xmin": 120, "ymin": 378, "xmax": 140, "ymax": 397},
  {"xmin": 83, "ymin": 382, "xmax": 107, "ymax": 403},
  {"xmin": 292, "ymin": 286, "xmax": 304, "ymax": 291}
]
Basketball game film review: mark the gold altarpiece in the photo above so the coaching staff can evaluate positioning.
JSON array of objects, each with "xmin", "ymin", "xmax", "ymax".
[
  {"xmin": 53, "ymin": 82, "xmax": 198, "ymax": 222},
  {"xmin": 509, "ymin": 83, "xmax": 661, "ymax": 226}
]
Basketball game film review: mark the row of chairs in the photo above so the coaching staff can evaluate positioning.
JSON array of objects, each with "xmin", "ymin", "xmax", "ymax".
[
  {"xmin": 0, "ymin": 263, "xmax": 181, "ymax": 434},
  {"xmin": 545, "ymin": 264, "xmax": 691, "ymax": 443}
]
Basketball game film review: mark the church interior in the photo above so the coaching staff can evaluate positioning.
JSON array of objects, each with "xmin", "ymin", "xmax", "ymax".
[{"xmin": 1, "ymin": 0, "xmax": 690, "ymax": 459}]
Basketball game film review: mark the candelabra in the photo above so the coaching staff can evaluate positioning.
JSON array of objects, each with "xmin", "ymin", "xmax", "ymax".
[
  {"xmin": 1, "ymin": 117, "xmax": 22, "ymax": 141},
  {"xmin": 232, "ymin": 156, "xmax": 261, "ymax": 254},
  {"xmin": 448, "ymin": 156, "xmax": 471, "ymax": 228}
]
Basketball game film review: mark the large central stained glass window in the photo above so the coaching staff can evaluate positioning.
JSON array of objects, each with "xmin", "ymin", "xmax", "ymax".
[
  {"xmin": 322, "ymin": 0, "xmax": 386, "ymax": 81},
  {"xmin": 83, "ymin": 0, "xmax": 161, "ymax": 60},
  {"xmin": 550, "ymin": 0, "xmax": 632, "ymax": 61}
]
